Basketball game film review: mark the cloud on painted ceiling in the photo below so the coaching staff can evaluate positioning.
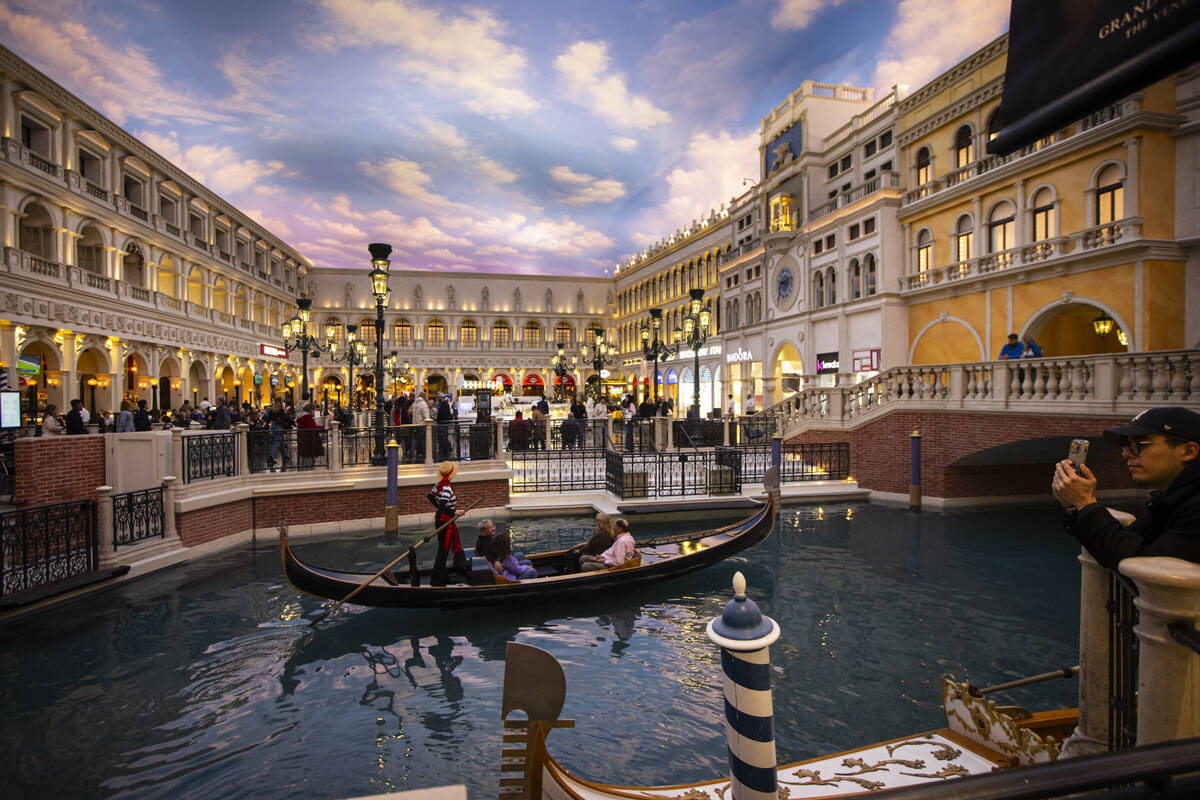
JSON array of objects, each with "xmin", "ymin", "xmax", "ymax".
[
  {"xmin": 770, "ymin": 0, "xmax": 846, "ymax": 31},
  {"xmin": 549, "ymin": 166, "xmax": 627, "ymax": 206},
  {"xmin": 137, "ymin": 131, "xmax": 292, "ymax": 194},
  {"xmin": 871, "ymin": 0, "xmax": 1009, "ymax": 93},
  {"xmin": 612, "ymin": 137, "xmax": 639, "ymax": 153},
  {"xmin": 555, "ymin": 40, "xmax": 670, "ymax": 130}
]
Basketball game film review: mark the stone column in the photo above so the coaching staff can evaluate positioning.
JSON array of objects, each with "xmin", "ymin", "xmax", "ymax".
[
  {"xmin": 1123, "ymin": 137, "xmax": 1140, "ymax": 218},
  {"xmin": 96, "ymin": 485, "xmax": 115, "ymax": 567},
  {"xmin": 1061, "ymin": 550, "xmax": 1111, "ymax": 757},
  {"xmin": 1120, "ymin": 556, "xmax": 1200, "ymax": 745},
  {"xmin": 328, "ymin": 420, "xmax": 342, "ymax": 473},
  {"xmin": 424, "ymin": 418, "xmax": 434, "ymax": 465},
  {"xmin": 235, "ymin": 422, "xmax": 250, "ymax": 477},
  {"xmin": 0, "ymin": 321, "xmax": 16, "ymax": 393},
  {"xmin": 171, "ymin": 427, "xmax": 184, "ymax": 483},
  {"xmin": 160, "ymin": 475, "xmax": 179, "ymax": 543}
]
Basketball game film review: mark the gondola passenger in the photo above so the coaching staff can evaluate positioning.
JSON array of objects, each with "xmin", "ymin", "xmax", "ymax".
[
  {"xmin": 428, "ymin": 461, "xmax": 467, "ymax": 586},
  {"xmin": 563, "ymin": 513, "xmax": 616, "ymax": 573},
  {"xmin": 490, "ymin": 530, "xmax": 538, "ymax": 580},
  {"xmin": 580, "ymin": 518, "xmax": 636, "ymax": 571}
]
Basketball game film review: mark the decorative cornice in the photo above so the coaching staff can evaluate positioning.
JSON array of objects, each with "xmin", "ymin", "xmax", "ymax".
[
  {"xmin": 898, "ymin": 78, "xmax": 1005, "ymax": 146},
  {"xmin": 896, "ymin": 34, "xmax": 1008, "ymax": 112}
]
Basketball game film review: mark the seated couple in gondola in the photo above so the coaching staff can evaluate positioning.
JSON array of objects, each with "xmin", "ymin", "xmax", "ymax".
[
  {"xmin": 474, "ymin": 519, "xmax": 537, "ymax": 580},
  {"xmin": 563, "ymin": 513, "xmax": 637, "ymax": 573}
]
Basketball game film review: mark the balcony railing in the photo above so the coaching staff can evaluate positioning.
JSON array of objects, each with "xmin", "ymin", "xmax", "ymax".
[
  {"xmin": 809, "ymin": 172, "xmax": 899, "ymax": 222},
  {"xmin": 129, "ymin": 204, "xmax": 148, "ymax": 221},
  {"xmin": 130, "ymin": 286, "xmax": 151, "ymax": 302},
  {"xmin": 190, "ymin": 234, "xmax": 209, "ymax": 252},
  {"xmin": 83, "ymin": 180, "xmax": 108, "ymax": 201},
  {"xmin": 27, "ymin": 150, "xmax": 59, "ymax": 177},
  {"xmin": 165, "ymin": 222, "xmax": 180, "ymax": 236}
]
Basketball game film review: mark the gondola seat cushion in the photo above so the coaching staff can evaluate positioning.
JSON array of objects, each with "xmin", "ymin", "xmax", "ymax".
[
  {"xmin": 468, "ymin": 556, "xmax": 495, "ymax": 585},
  {"xmin": 609, "ymin": 554, "xmax": 642, "ymax": 571}
]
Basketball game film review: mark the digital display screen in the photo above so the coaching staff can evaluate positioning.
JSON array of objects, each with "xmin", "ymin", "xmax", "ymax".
[{"xmin": 0, "ymin": 391, "xmax": 21, "ymax": 429}]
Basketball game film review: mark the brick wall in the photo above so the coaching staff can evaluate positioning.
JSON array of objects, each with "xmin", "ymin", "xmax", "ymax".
[
  {"xmin": 176, "ymin": 478, "xmax": 510, "ymax": 547},
  {"xmin": 786, "ymin": 411, "xmax": 1133, "ymax": 499},
  {"xmin": 13, "ymin": 435, "xmax": 106, "ymax": 506}
]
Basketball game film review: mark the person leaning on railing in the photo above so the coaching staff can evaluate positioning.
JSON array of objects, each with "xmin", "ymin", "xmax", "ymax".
[{"xmin": 1052, "ymin": 407, "xmax": 1200, "ymax": 568}]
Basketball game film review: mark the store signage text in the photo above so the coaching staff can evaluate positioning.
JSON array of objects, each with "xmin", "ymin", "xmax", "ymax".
[
  {"xmin": 726, "ymin": 347, "xmax": 754, "ymax": 364},
  {"xmin": 260, "ymin": 343, "xmax": 288, "ymax": 359},
  {"xmin": 817, "ymin": 351, "xmax": 840, "ymax": 374},
  {"xmin": 679, "ymin": 344, "xmax": 722, "ymax": 359}
]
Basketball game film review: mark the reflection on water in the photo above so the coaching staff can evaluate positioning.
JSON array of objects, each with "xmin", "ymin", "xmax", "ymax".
[{"xmin": 0, "ymin": 503, "xmax": 1081, "ymax": 799}]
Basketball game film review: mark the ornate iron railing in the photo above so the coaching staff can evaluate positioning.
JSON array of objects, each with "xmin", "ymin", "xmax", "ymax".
[
  {"xmin": 603, "ymin": 450, "xmax": 742, "ymax": 500},
  {"xmin": 112, "ymin": 487, "xmax": 164, "ymax": 549},
  {"xmin": 0, "ymin": 499, "xmax": 97, "ymax": 598},
  {"xmin": 732, "ymin": 443, "xmax": 851, "ymax": 482},
  {"xmin": 732, "ymin": 415, "xmax": 777, "ymax": 445},
  {"xmin": 247, "ymin": 429, "xmax": 329, "ymax": 472},
  {"xmin": 1108, "ymin": 572, "xmax": 1139, "ymax": 750},
  {"xmin": 509, "ymin": 448, "xmax": 606, "ymax": 493},
  {"xmin": 182, "ymin": 433, "xmax": 237, "ymax": 483},
  {"xmin": 342, "ymin": 426, "xmax": 426, "ymax": 467},
  {"xmin": 615, "ymin": 418, "xmax": 659, "ymax": 452}
]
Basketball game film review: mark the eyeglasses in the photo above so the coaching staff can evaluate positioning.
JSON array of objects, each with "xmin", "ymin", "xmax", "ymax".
[{"xmin": 1122, "ymin": 439, "xmax": 1156, "ymax": 456}]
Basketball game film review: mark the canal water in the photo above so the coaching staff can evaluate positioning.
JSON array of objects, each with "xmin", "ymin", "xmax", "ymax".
[{"xmin": 0, "ymin": 502, "xmax": 1082, "ymax": 798}]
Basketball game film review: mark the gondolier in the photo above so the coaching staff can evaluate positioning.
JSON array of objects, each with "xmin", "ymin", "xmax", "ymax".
[{"xmin": 429, "ymin": 461, "xmax": 467, "ymax": 586}]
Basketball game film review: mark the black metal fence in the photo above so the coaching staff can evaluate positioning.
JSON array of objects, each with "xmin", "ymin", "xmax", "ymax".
[
  {"xmin": 731, "ymin": 443, "xmax": 851, "ymax": 482},
  {"xmin": 604, "ymin": 450, "xmax": 742, "ymax": 500},
  {"xmin": 672, "ymin": 419, "xmax": 725, "ymax": 448},
  {"xmin": 341, "ymin": 424, "xmax": 496, "ymax": 466},
  {"xmin": 1, "ymin": 499, "xmax": 97, "ymax": 598},
  {"xmin": 510, "ymin": 448, "xmax": 606, "ymax": 493},
  {"xmin": 182, "ymin": 433, "xmax": 236, "ymax": 483},
  {"xmin": 615, "ymin": 418, "xmax": 660, "ymax": 452},
  {"xmin": 731, "ymin": 415, "xmax": 778, "ymax": 446},
  {"xmin": 343, "ymin": 426, "xmax": 423, "ymax": 467},
  {"xmin": 1108, "ymin": 572, "xmax": 1139, "ymax": 750},
  {"xmin": 112, "ymin": 487, "xmax": 165, "ymax": 549},
  {"xmin": 247, "ymin": 429, "xmax": 329, "ymax": 473}
]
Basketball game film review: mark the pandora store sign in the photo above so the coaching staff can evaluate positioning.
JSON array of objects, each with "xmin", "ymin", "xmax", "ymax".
[{"xmin": 725, "ymin": 347, "xmax": 754, "ymax": 364}]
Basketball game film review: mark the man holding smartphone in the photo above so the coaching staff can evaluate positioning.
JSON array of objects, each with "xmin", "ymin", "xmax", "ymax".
[{"xmin": 1052, "ymin": 407, "xmax": 1200, "ymax": 568}]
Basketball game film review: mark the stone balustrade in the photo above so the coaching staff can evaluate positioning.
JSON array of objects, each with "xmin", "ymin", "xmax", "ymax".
[{"xmin": 767, "ymin": 349, "xmax": 1200, "ymax": 435}]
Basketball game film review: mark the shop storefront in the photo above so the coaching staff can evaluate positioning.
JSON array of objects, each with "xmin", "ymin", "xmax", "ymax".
[
  {"xmin": 725, "ymin": 346, "xmax": 761, "ymax": 414},
  {"xmin": 522, "ymin": 374, "xmax": 544, "ymax": 397}
]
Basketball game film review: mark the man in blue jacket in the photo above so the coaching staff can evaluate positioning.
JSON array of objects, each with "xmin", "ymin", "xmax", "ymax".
[
  {"xmin": 1052, "ymin": 407, "xmax": 1200, "ymax": 568},
  {"xmin": 998, "ymin": 333, "xmax": 1023, "ymax": 359}
]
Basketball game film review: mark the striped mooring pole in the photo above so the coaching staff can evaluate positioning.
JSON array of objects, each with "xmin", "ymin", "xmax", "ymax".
[
  {"xmin": 384, "ymin": 437, "xmax": 399, "ymax": 535},
  {"xmin": 706, "ymin": 571, "xmax": 781, "ymax": 800}
]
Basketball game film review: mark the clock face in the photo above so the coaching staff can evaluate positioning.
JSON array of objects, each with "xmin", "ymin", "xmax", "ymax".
[{"xmin": 776, "ymin": 267, "xmax": 794, "ymax": 300}]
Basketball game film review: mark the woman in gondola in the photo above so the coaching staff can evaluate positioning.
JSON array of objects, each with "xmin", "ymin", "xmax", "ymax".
[
  {"xmin": 563, "ymin": 512, "xmax": 616, "ymax": 573},
  {"xmin": 429, "ymin": 461, "xmax": 467, "ymax": 586},
  {"xmin": 489, "ymin": 529, "xmax": 538, "ymax": 580}
]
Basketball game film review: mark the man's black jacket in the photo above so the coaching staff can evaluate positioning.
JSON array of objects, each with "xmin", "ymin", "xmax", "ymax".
[{"xmin": 1064, "ymin": 460, "xmax": 1200, "ymax": 569}]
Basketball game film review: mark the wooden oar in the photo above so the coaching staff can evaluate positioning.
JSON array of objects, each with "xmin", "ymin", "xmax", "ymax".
[
  {"xmin": 968, "ymin": 665, "xmax": 1079, "ymax": 698},
  {"xmin": 308, "ymin": 498, "xmax": 481, "ymax": 627}
]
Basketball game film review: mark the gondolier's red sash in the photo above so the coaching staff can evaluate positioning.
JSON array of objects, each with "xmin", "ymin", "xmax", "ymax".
[{"xmin": 434, "ymin": 477, "xmax": 462, "ymax": 554}]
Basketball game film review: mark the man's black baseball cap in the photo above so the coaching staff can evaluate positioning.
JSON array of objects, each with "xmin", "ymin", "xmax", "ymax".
[{"xmin": 1104, "ymin": 407, "xmax": 1200, "ymax": 445}]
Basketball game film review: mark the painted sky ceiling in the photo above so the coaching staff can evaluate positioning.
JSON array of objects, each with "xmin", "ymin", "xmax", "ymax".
[{"xmin": 3, "ymin": 0, "xmax": 1009, "ymax": 276}]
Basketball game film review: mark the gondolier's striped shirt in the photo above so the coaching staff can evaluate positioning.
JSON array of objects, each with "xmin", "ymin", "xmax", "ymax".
[{"xmin": 433, "ymin": 483, "xmax": 456, "ymax": 516}]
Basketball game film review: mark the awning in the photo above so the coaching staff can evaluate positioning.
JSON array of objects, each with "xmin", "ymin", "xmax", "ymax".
[
  {"xmin": 523, "ymin": 374, "xmax": 543, "ymax": 386},
  {"xmin": 493, "ymin": 374, "xmax": 513, "ymax": 385},
  {"xmin": 988, "ymin": 0, "xmax": 1200, "ymax": 155}
]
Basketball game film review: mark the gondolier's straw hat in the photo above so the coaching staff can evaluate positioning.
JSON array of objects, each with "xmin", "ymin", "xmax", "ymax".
[{"xmin": 439, "ymin": 461, "xmax": 455, "ymax": 476}]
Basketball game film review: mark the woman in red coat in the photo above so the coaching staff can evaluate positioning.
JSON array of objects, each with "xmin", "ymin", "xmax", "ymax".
[{"xmin": 296, "ymin": 402, "xmax": 325, "ymax": 467}]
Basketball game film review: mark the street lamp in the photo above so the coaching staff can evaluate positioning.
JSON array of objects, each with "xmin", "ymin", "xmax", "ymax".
[
  {"xmin": 282, "ymin": 296, "xmax": 328, "ymax": 402},
  {"xmin": 680, "ymin": 288, "xmax": 712, "ymax": 418},
  {"xmin": 640, "ymin": 307, "xmax": 681, "ymax": 402},
  {"xmin": 550, "ymin": 343, "xmax": 578, "ymax": 401},
  {"xmin": 580, "ymin": 331, "xmax": 616, "ymax": 402},
  {"xmin": 368, "ymin": 243, "xmax": 392, "ymax": 466},
  {"xmin": 327, "ymin": 323, "xmax": 367, "ymax": 412}
]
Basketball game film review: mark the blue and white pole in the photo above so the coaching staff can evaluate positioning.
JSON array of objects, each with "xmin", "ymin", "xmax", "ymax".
[{"xmin": 706, "ymin": 571, "xmax": 781, "ymax": 799}]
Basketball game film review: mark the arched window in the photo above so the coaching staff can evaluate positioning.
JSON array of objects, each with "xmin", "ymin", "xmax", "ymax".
[
  {"xmin": 426, "ymin": 319, "xmax": 445, "ymax": 347},
  {"xmin": 864, "ymin": 254, "xmax": 878, "ymax": 296},
  {"xmin": 523, "ymin": 321, "xmax": 541, "ymax": 348},
  {"xmin": 187, "ymin": 267, "xmax": 204, "ymax": 305},
  {"xmin": 1031, "ymin": 188, "xmax": 1056, "ymax": 241},
  {"xmin": 394, "ymin": 319, "xmax": 412, "ymax": 347},
  {"xmin": 988, "ymin": 201, "xmax": 1016, "ymax": 254},
  {"xmin": 77, "ymin": 225, "xmax": 105, "ymax": 273},
  {"xmin": 813, "ymin": 272, "xmax": 825, "ymax": 309},
  {"xmin": 825, "ymin": 266, "xmax": 837, "ymax": 306},
  {"xmin": 19, "ymin": 202, "xmax": 54, "ymax": 258},
  {"xmin": 954, "ymin": 214, "xmax": 973, "ymax": 262},
  {"xmin": 555, "ymin": 321, "xmax": 572, "ymax": 346},
  {"xmin": 849, "ymin": 258, "xmax": 862, "ymax": 300},
  {"xmin": 916, "ymin": 229, "xmax": 932, "ymax": 274},
  {"xmin": 460, "ymin": 320, "xmax": 478, "ymax": 347},
  {"xmin": 358, "ymin": 317, "xmax": 377, "ymax": 344},
  {"xmin": 915, "ymin": 146, "xmax": 931, "ymax": 186},
  {"xmin": 954, "ymin": 125, "xmax": 974, "ymax": 168},
  {"xmin": 492, "ymin": 320, "xmax": 510, "ymax": 347},
  {"xmin": 986, "ymin": 108, "xmax": 1000, "ymax": 142},
  {"xmin": 1096, "ymin": 164, "xmax": 1124, "ymax": 225}
]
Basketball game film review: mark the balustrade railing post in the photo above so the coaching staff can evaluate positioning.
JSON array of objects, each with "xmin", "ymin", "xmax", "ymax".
[
  {"xmin": 662, "ymin": 417, "xmax": 672, "ymax": 450},
  {"xmin": 495, "ymin": 418, "xmax": 503, "ymax": 457},
  {"xmin": 235, "ymin": 423, "xmax": 250, "ymax": 477},
  {"xmin": 424, "ymin": 419, "xmax": 434, "ymax": 465},
  {"xmin": 1062, "ymin": 550, "xmax": 1112, "ymax": 757},
  {"xmin": 1119, "ymin": 556, "xmax": 1200, "ymax": 746},
  {"xmin": 947, "ymin": 366, "xmax": 965, "ymax": 405},
  {"xmin": 606, "ymin": 418, "xmax": 614, "ymax": 450},
  {"xmin": 96, "ymin": 485, "xmax": 115, "ymax": 567},
  {"xmin": 329, "ymin": 420, "xmax": 342, "ymax": 473},
  {"xmin": 723, "ymin": 416, "xmax": 730, "ymax": 446},
  {"xmin": 161, "ymin": 475, "xmax": 178, "ymax": 543},
  {"xmin": 171, "ymin": 428, "xmax": 184, "ymax": 484},
  {"xmin": 1094, "ymin": 356, "xmax": 1117, "ymax": 407},
  {"xmin": 828, "ymin": 388, "xmax": 846, "ymax": 423}
]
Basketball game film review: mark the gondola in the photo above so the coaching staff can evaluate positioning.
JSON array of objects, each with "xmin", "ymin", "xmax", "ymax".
[{"xmin": 280, "ymin": 493, "xmax": 775, "ymax": 610}]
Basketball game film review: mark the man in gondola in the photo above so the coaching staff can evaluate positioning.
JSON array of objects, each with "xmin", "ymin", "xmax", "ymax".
[
  {"xmin": 1053, "ymin": 407, "xmax": 1200, "ymax": 568},
  {"xmin": 429, "ymin": 461, "xmax": 468, "ymax": 586}
]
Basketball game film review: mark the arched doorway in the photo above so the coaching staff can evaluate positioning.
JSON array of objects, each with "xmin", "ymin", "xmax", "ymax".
[
  {"xmin": 188, "ymin": 360, "xmax": 208, "ymax": 408},
  {"xmin": 217, "ymin": 365, "xmax": 236, "ymax": 401},
  {"xmin": 159, "ymin": 356, "xmax": 182, "ymax": 410},
  {"xmin": 124, "ymin": 352, "xmax": 151, "ymax": 408},
  {"xmin": 321, "ymin": 375, "xmax": 344, "ymax": 408},
  {"xmin": 1027, "ymin": 302, "xmax": 1130, "ymax": 356},
  {"xmin": 18, "ymin": 340, "xmax": 62, "ymax": 418},
  {"xmin": 492, "ymin": 374, "xmax": 513, "ymax": 395},
  {"xmin": 237, "ymin": 366, "xmax": 255, "ymax": 408},
  {"xmin": 522, "ymin": 374, "xmax": 544, "ymax": 397},
  {"xmin": 553, "ymin": 374, "xmax": 575, "ymax": 400},
  {"xmin": 425, "ymin": 373, "xmax": 448, "ymax": 397},
  {"xmin": 772, "ymin": 342, "xmax": 804, "ymax": 402}
]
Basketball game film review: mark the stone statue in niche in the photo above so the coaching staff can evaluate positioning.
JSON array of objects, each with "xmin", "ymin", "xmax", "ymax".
[
  {"xmin": 514, "ymin": 287, "xmax": 521, "ymax": 311},
  {"xmin": 481, "ymin": 286, "xmax": 490, "ymax": 310},
  {"xmin": 414, "ymin": 284, "xmax": 423, "ymax": 306},
  {"xmin": 545, "ymin": 288, "xmax": 553, "ymax": 312},
  {"xmin": 447, "ymin": 284, "xmax": 456, "ymax": 309},
  {"xmin": 607, "ymin": 289, "xmax": 614, "ymax": 308},
  {"xmin": 344, "ymin": 282, "xmax": 353, "ymax": 308},
  {"xmin": 576, "ymin": 289, "xmax": 584, "ymax": 313}
]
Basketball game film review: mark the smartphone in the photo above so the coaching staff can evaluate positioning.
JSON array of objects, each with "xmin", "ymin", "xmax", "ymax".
[{"xmin": 1068, "ymin": 438, "xmax": 1089, "ymax": 470}]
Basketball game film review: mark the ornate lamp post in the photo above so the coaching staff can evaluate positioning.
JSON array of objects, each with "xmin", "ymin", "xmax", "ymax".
[
  {"xmin": 640, "ymin": 307, "xmax": 681, "ymax": 402},
  {"xmin": 327, "ymin": 323, "xmax": 367, "ymax": 412},
  {"xmin": 550, "ymin": 343, "xmax": 577, "ymax": 401},
  {"xmin": 580, "ymin": 331, "xmax": 616, "ymax": 402},
  {"xmin": 282, "ymin": 296, "xmax": 327, "ymax": 402},
  {"xmin": 367, "ymin": 243, "xmax": 392, "ymax": 466},
  {"xmin": 680, "ymin": 288, "xmax": 712, "ymax": 418}
]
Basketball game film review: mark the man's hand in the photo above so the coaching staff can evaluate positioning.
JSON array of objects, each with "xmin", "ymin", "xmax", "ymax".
[
  {"xmin": 455, "ymin": 509, "xmax": 466, "ymax": 518},
  {"xmin": 1052, "ymin": 459, "xmax": 1098, "ymax": 509}
]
